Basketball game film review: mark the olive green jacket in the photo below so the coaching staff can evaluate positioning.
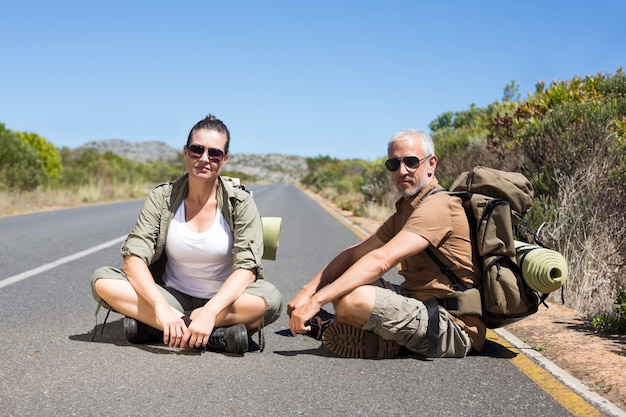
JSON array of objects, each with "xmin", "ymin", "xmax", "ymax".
[{"xmin": 120, "ymin": 174, "xmax": 264, "ymax": 280}]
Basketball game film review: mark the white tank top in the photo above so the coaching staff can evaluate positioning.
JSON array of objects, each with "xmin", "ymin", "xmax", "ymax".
[{"xmin": 162, "ymin": 203, "xmax": 234, "ymax": 299}]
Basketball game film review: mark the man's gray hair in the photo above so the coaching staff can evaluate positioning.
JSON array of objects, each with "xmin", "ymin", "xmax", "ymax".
[{"xmin": 388, "ymin": 129, "xmax": 435, "ymax": 156}]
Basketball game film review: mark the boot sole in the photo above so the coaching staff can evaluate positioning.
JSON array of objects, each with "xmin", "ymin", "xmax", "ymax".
[{"xmin": 322, "ymin": 323, "xmax": 401, "ymax": 359}]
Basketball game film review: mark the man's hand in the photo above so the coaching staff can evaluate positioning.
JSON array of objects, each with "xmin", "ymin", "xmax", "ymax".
[
  {"xmin": 287, "ymin": 287, "xmax": 312, "ymax": 317},
  {"xmin": 289, "ymin": 298, "xmax": 322, "ymax": 337}
]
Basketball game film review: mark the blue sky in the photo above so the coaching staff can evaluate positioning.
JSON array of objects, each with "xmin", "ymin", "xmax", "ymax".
[{"xmin": 1, "ymin": 1, "xmax": 624, "ymax": 160}]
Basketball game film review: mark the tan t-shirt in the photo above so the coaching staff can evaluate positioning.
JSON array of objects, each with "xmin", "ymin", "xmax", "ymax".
[{"xmin": 375, "ymin": 176, "xmax": 486, "ymax": 350}]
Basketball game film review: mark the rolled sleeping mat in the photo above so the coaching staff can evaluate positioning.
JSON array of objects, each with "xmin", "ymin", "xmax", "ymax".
[
  {"xmin": 514, "ymin": 240, "xmax": 568, "ymax": 294},
  {"xmin": 261, "ymin": 217, "xmax": 282, "ymax": 260}
]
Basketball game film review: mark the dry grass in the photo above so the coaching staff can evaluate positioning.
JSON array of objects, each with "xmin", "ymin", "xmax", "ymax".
[
  {"xmin": 539, "ymin": 165, "xmax": 625, "ymax": 317},
  {"xmin": 361, "ymin": 201, "xmax": 393, "ymax": 223},
  {"xmin": 317, "ymin": 187, "xmax": 394, "ymax": 222},
  {"xmin": 0, "ymin": 181, "xmax": 154, "ymax": 217}
]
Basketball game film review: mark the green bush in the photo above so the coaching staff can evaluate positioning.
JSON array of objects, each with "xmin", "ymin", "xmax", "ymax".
[
  {"xmin": 592, "ymin": 292, "xmax": 626, "ymax": 333},
  {"xmin": 487, "ymin": 70, "xmax": 625, "ymax": 317},
  {"xmin": 299, "ymin": 70, "xmax": 625, "ymax": 324},
  {"xmin": 302, "ymin": 156, "xmax": 397, "ymax": 214},
  {"xmin": 0, "ymin": 124, "xmax": 46, "ymax": 190},
  {"xmin": 55, "ymin": 146, "xmax": 184, "ymax": 188},
  {"xmin": 16, "ymin": 131, "xmax": 62, "ymax": 181}
]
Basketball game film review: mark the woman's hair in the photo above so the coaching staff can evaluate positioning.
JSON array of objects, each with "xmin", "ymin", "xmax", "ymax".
[
  {"xmin": 388, "ymin": 128, "xmax": 435, "ymax": 157},
  {"xmin": 186, "ymin": 114, "xmax": 231, "ymax": 154}
]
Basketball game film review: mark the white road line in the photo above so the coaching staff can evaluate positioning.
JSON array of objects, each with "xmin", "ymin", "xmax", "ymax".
[{"xmin": 0, "ymin": 235, "xmax": 127, "ymax": 290}]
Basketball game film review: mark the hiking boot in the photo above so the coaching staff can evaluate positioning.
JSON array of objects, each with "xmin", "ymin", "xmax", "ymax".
[
  {"xmin": 322, "ymin": 323, "xmax": 401, "ymax": 359},
  {"xmin": 123, "ymin": 317, "xmax": 162, "ymax": 344},
  {"xmin": 206, "ymin": 323, "xmax": 249, "ymax": 354},
  {"xmin": 305, "ymin": 309, "xmax": 335, "ymax": 340}
]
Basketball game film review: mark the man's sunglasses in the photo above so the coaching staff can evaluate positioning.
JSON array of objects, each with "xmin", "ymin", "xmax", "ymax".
[
  {"xmin": 384, "ymin": 155, "xmax": 431, "ymax": 172},
  {"xmin": 187, "ymin": 144, "xmax": 226, "ymax": 162}
]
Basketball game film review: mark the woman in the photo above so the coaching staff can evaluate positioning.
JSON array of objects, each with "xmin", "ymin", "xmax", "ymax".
[{"xmin": 91, "ymin": 115, "xmax": 283, "ymax": 354}]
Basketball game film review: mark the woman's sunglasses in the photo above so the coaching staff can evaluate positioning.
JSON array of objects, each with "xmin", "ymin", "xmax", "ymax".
[
  {"xmin": 384, "ymin": 155, "xmax": 431, "ymax": 172},
  {"xmin": 187, "ymin": 144, "xmax": 225, "ymax": 163}
]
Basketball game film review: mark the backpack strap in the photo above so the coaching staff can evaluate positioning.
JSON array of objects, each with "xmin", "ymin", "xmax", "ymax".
[
  {"xmin": 422, "ymin": 189, "xmax": 473, "ymax": 357},
  {"xmin": 424, "ymin": 297, "xmax": 440, "ymax": 359},
  {"xmin": 424, "ymin": 246, "xmax": 470, "ymax": 291},
  {"xmin": 424, "ymin": 188, "xmax": 473, "ymax": 292}
]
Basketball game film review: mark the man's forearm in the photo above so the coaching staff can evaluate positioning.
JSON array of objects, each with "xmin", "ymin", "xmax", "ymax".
[{"xmin": 313, "ymin": 250, "xmax": 390, "ymax": 306}]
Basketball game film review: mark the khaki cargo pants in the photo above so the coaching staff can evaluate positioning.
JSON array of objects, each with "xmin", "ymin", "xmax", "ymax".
[
  {"xmin": 91, "ymin": 266, "xmax": 283, "ymax": 328},
  {"xmin": 364, "ymin": 279, "xmax": 472, "ymax": 358}
]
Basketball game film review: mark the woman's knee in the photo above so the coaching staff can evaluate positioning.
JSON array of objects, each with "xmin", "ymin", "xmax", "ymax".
[
  {"xmin": 243, "ymin": 279, "xmax": 283, "ymax": 326},
  {"xmin": 91, "ymin": 266, "xmax": 127, "ymax": 306}
]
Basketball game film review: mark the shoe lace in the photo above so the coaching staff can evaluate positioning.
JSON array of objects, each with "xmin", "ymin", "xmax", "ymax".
[
  {"xmin": 208, "ymin": 329, "xmax": 227, "ymax": 348},
  {"xmin": 91, "ymin": 301, "xmax": 112, "ymax": 341}
]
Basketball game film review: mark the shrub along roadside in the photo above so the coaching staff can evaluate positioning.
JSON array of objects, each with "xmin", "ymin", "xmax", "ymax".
[
  {"xmin": 2, "ymin": 70, "xmax": 624, "ymax": 330},
  {"xmin": 0, "ymin": 123, "xmax": 256, "ymax": 216},
  {"xmin": 301, "ymin": 69, "xmax": 625, "ymax": 330},
  {"xmin": 592, "ymin": 291, "xmax": 626, "ymax": 333},
  {"xmin": 0, "ymin": 125, "xmax": 47, "ymax": 190}
]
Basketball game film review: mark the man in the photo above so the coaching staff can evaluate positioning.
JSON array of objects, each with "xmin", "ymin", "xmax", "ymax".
[{"xmin": 288, "ymin": 129, "xmax": 485, "ymax": 358}]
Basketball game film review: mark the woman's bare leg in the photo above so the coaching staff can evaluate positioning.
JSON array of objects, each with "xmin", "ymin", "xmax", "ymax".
[
  {"xmin": 191, "ymin": 293, "xmax": 267, "ymax": 329},
  {"xmin": 94, "ymin": 279, "xmax": 182, "ymax": 330}
]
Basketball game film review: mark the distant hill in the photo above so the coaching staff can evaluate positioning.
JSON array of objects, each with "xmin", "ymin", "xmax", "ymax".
[
  {"xmin": 80, "ymin": 139, "xmax": 307, "ymax": 183},
  {"xmin": 81, "ymin": 139, "xmax": 180, "ymax": 163},
  {"xmin": 227, "ymin": 153, "xmax": 307, "ymax": 183}
]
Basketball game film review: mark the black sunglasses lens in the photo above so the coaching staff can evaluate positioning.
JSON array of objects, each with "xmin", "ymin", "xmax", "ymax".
[
  {"xmin": 385, "ymin": 156, "xmax": 424, "ymax": 171},
  {"xmin": 403, "ymin": 156, "xmax": 421, "ymax": 169},
  {"xmin": 187, "ymin": 145, "xmax": 224, "ymax": 161},
  {"xmin": 188, "ymin": 145, "xmax": 204, "ymax": 158},
  {"xmin": 385, "ymin": 158, "xmax": 400, "ymax": 171},
  {"xmin": 208, "ymin": 148, "xmax": 224, "ymax": 158}
]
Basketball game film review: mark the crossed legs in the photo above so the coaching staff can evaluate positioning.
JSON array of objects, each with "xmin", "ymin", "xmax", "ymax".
[{"xmin": 94, "ymin": 278, "xmax": 267, "ymax": 331}]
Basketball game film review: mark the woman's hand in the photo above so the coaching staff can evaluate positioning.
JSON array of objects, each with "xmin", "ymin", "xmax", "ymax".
[
  {"xmin": 179, "ymin": 307, "xmax": 217, "ymax": 350},
  {"xmin": 155, "ymin": 304, "xmax": 188, "ymax": 348}
]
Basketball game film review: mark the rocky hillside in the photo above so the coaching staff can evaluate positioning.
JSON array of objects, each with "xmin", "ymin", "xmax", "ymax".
[
  {"xmin": 82, "ymin": 139, "xmax": 180, "ymax": 162},
  {"xmin": 80, "ymin": 139, "xmax": 307, "ymax": 183},
  {"xmin": 226, "ymin": 153, "xmax": 306, "ymax": 183}
]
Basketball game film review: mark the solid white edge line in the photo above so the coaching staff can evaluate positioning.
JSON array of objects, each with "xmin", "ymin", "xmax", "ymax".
[
  {"xmin": 0, "ymin": 235, "xmax": 127, "ymax": 290},
  {"xmin": 495, "ymin": 327, "xmax": 626, "ymax": 417}
]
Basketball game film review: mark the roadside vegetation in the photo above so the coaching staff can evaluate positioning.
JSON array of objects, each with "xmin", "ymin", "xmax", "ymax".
[
  {"xmin": 301, "ymin": 69, "xmax": 626, "ymax": 331},
  {"xmin": 0, "ymin": 126, "xmax": 254, "ymax": 215},
  {"xmin": 2, "ymin": 69, "xmax": 624, "ymax": 330}
]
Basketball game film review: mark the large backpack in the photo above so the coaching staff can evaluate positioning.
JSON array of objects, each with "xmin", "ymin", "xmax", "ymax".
[{"xmin": 426, "ymin": 166, "xmax": 560, "ymax": 328}]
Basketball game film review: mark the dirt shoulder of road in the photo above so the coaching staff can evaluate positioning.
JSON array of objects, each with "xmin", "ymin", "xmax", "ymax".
[{"xmin": 302, "ymin": 188, "xmax": 626, "ymax": 412}]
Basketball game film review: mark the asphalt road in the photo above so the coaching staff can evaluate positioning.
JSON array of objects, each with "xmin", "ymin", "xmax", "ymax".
[{"xmin": 0, "ymin": 184, "xmax": 610, "ymax": 416}]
